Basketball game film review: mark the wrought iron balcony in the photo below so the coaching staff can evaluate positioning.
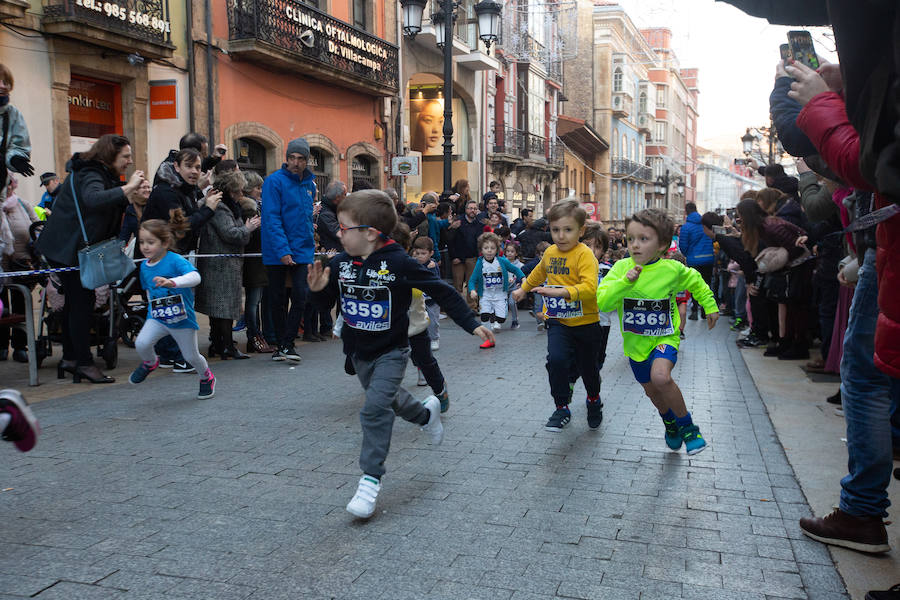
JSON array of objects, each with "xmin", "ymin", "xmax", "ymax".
[
  {"xmin": 491, "ymin": 126, "xmax": 526, "ymax": 157},
  {"xmin": 227, "ymin": 0, "xmax": 399, "ymax": 95},
  {"xmin": 611, "ymin": 157, "xmax": 652, "ymax": 182},
  {"xmin": 489, "ymin": 126, "xmax": 563, "ymax": 170},
  {"xmin": 43, "ymin": 0, "xmax": 174, "ymax": 56}
]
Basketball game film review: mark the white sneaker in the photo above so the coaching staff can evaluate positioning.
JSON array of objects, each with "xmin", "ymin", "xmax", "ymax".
[
  {"xmin": 430, "ymin": 340, "xmax": 439, "ymax": 352},
  {"xmin": 421, "ymin": 395, "xmax": 443, "ymax": 445},
  {"xmin": 491, "ymin": 322, "xmax": 501, "ymax": 331},
  {"xmin": 346, "ymin": 475, "xmax": 380, "ymax": 518},
  {"xmin": 417, "ymin": 368, "xmax": 427, "ymax": 386}
]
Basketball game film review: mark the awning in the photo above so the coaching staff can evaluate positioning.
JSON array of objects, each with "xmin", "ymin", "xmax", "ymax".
[
  {"xmin": 714, "ymin": 0, "xmax": 830, "ymax": 25},
  {"xmin": 557, "ymin": 115, "xmax": 609, "ymax": 160}
]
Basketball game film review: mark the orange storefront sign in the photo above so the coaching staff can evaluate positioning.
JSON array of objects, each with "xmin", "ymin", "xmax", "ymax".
[
  {"xmin": 150, "ymin": 80, "xmax": 177, "ymax": 119},
  {"xmin": 68, "ymin": 75, "xmax": 123, "ymax": 139}
]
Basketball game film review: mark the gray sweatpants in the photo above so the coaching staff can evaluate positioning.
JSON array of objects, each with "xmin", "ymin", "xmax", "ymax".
[
  {"xmin": 425, "ymin": 301, "xmax": 440, "ymax": 341},
  {"xmin": 352, "ymin": 347, "xmax": 428, "ymax": 478}
]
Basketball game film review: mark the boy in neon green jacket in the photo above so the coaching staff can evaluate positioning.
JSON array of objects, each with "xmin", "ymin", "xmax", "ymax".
[{"xmin": 597, "ymin": 209, "xmax": 719, "ymax": 454}]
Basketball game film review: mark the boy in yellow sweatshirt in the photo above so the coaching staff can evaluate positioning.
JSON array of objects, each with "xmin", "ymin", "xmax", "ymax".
[
  {"xmin": 511, "ymin": 200, "xmax": 602, "ymax": 431},
  {"xmin": 597, "ymin": 208, "xmax": 718, "ymax": 454}
]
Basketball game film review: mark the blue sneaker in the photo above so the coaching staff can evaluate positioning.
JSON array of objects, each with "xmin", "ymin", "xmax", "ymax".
[
  {"xmin": 663, "ymin": 416, "xmax": 682, "ymax": 450},
  {"xmin": 232, "ymin": 319, "xmax": 246, "ymax": 332},
  {"xmin": 679, "ymin": 423, "xmax": 707, "ymax": 455},
  {"xmin": 129, "ymin": 358, "xmax": 159, "ymax": 384},
  {"xmin": 545, "ymin": 407, "xmax": 571, "ymax": 432}
]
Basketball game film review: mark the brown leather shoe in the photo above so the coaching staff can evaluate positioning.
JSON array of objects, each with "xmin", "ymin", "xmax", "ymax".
[{"xmin": 799, "ymin": 508, "xmax": 890, "ymax": 553}]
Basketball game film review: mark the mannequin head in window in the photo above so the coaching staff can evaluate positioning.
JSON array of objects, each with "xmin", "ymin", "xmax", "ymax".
[{"xmin": 411, "ymin": 99, "xmax": 444, "ymax": 155}]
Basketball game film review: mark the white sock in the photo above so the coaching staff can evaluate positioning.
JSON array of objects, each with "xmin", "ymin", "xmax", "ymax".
[{"xmin": 0, "ymin": 412, "xmax": 11, "ymax": 433}]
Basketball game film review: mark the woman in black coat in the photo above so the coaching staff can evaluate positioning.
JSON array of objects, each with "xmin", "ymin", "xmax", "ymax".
[{"xmin": 36, "ymin": 134, "xmax": 145, "ymax": 383}]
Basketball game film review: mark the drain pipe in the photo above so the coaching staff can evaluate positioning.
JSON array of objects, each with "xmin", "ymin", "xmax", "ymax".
[
  {"xmin": 205, "ymin": 0, "xmax": 215, "ymax": 144},
  {"xmin": 186, "ymin": 0, "xmax": 196, "ymax": 132}
]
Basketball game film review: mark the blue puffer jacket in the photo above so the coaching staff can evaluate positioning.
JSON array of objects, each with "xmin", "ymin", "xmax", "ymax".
[
  {"xmin": 678, "ymin": 212, "xmax": 714, "ymax": 266},
  {"xmin": 770, "ymin": 77, "xmax": 818, "ymax": 158},
  {"xmin": 261, "ymin": 165, "xmax": 316, "ymax": 265}
]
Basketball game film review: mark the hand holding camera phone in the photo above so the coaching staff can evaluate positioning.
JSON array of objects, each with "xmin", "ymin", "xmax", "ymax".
[{"xmin": 787, "ymin": 31, "xmax": 819, "ymax": 69}]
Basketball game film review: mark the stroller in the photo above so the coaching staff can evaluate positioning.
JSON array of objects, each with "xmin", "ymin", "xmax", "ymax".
[{"xmin": 28, "ymin": 221, "xmax": 145, "ymax": 371}]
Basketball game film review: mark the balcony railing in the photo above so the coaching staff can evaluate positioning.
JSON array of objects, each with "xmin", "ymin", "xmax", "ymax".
[
  {"xmin": 611, "ymin": 158, "xmax": 652, "ymax": 181},
  {"xmin": 227, "ymin": 0, "xmax": 399, "ymax": 92},
  {"xmin": 490, "ymin": 126, "xmax": 563, "ymax": 168},
  {"xmin": 43, "ymin": 0, "xmax": 172, "ymax": 46}
]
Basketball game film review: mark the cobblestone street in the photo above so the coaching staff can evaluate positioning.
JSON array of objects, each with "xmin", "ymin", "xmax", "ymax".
[{"xmin": 0, "ymin": 319, "xmax": 851, "ymax": 599}]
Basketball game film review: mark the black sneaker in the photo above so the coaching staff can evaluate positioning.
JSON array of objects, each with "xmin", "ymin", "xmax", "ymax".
[
  {"xmin": 865, "ymin": 583, "xmax": 900, "ymax": 600},
  {"xmin": 158, "ymin": 358, "xmax": 175, "ymax": 369},
  {"xmin": 198, "ymin": 372, "xmax": 216, "ymax": 399},
  {"xmin": 281, "ymin": 345, "xmax": 302, "ymax": 362},
  {"xmin": 688, "ymin": 312, "xmax": 698, "ymax": 321},
  {"xmin": 272, "ymin": 348, "xmax": 286, "ymax": 361},
  {"xmin": 173, "ymin": 360, "xmax": 196, "ymax": 373},
  {"xmin": 826, "ymin": 389, "xmax": 841, "ymax": 405},
  {"xmin": 545, "ymin": 408, "xmax": 571, "ymax": 432},
  {"xmin": 586, "ymin": 400, "xmax": 603, "ymax": 429}
]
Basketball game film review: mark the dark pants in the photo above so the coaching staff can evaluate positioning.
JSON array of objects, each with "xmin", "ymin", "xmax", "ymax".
[
  {"xmin": 0, "ymin": 286, "xmax": 26, "ymax": 351},
  {"xmin": 261, "ymin": 288, "xmax": 277, "ymax": 344},
  {"xmin": 748, "ymin": 293, "xmax": 771, "ymax": 341},
  {"xmin": 409, "ymin": 331, "xmax": 444, "ymax": 395},
  {"xmin": 55, "ymin": 269, "xmax": 95, "ymax": 366},
  {"xmin": 267, "ymin": 264, "xmax": 309, "ymax": 348},
  {"xmin": 567, "ymin": 323, "xmax": 611, "ymax": 380},
  {"xmin": 689, "ymin": 263, "xmax": 714, "ymax": 317},
  {"xmin": 814, "ymin": 277, "xmax": 840, "ymax": 362},
  {"xmin": 303, "ymin": 300, "xmax": 334, "ymax": 335},
  {"xmin": 155, "ymin": 335, "xmax": 184, "ymax": 363},
  {"xmin": 546, "ymin": 320, "xmax": 601, "ymax": 405}
]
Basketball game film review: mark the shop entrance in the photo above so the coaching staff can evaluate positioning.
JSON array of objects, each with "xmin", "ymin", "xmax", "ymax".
[
  {"xmin": 352, "ymin": 155, "xmax": 376, "ymax": 189},
  {"xmin": 309, "ymin": 147, "xmax": 332, "ymax": 201},
  {"xmin": 236, "ymin": 137, "xmax": 268, "ymax": 177}
]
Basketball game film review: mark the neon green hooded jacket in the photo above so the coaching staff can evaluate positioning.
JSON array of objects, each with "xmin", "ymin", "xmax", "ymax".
[{"xmin": 597, "ymin": 257, "xmax": 718, "ymax": 361}]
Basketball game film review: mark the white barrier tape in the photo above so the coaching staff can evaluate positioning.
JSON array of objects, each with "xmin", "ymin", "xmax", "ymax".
[{"xmin": 0, "ymin": 252, "xmax": 266, "ymax": 280}]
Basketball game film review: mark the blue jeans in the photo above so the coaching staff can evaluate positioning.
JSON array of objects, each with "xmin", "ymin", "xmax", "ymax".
[
  {"xmin": 266, "ymin": 264, "xmax": 309, "ymax": 348},
  {"xmin": 260, "ymin": 288, "xmax": 277, "ymax": 344},
  {"xmin": 839, "ymin": 248, "xmax": 900, "ymax": 518},
  {"xmin": 244, "ymin": 286, "xmax": 264, "ymax": 339},
  {"xmin": 733, "ymin": 275, "xmax": 747, "ymax": 320}
]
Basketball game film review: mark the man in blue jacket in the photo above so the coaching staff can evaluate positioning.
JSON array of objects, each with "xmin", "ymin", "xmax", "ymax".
[
  {"xmin": 678, "ymin": 202, "xmax": 715, "ymax": 320},
  {"xmin": 262, "ymin": 138, "xmax": 317, "ymax": 362}
]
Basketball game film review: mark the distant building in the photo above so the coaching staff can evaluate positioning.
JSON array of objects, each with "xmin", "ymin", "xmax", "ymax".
[{"xmin": 695, "ymin": 147, "xmax": 762, "ymax": 214}]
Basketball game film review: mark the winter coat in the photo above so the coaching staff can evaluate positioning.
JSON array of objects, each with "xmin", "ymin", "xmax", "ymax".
[
  {"xmin": 312, "ymin": 241, "xmax": 480, "ymax": 360},
  {"xmin": 759, "ymin": 216, "xmax": 807, "ymax": 261},
  {"xmin": 152, "ymin": 149, "xmax": 221, "ymax": 187},
  {"xmin": 797, "ymin": 86, "xmax": 900, "ymax": 377},
  {"xmin": 770, "ymin": 77, "xmax": 818, "ymax": 158},
  {"xmin": 143, "ymin": 168, "xmax": 214, "ymax": 255},
  {"xmin": 261, "ymin": 165, "xmax": 316, "ymax": 265},
  {"xmin": 194, "ymin": 198, "xmax": 251, "ymax": 320},
  {"xmin": 1, "ymin": 104, "xmax": 30, "ymax": 189},
  {"xmin": 678, "ymin": 212, "xmax": 714, "ymax": 266},
  {"xmin": 448, "ymin": 215, "xmax": 483, "ymax": 260},
  {"xmin": 1, "ymin": 194, "xmax": 37, "ymax": 263},
  {"xmin": 798, "ymin": 171, "xmax": 839, "ymax": 224},
  {"xmin": 316, "ymin": 196, "xmax": 341, "ymax": 252},
  {"xmin": 35, "ymin": 155, "xmax": 128, "ymax": 267},
  {"xmin": 775, "ymin": 197, "xmax": 808, "ymax": 231},
  {"xmin": 240, "ymin": 196, "xmax": 267, "ymax": 289},
  {"xmin": 517, "ymin": 226, "xmax": 553, "ymax": 260}
]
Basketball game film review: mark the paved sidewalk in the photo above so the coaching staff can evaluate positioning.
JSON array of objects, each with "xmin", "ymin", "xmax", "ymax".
[{"xmin": 1, "ymin": 319, "xmax": 849, "ymax": 599}]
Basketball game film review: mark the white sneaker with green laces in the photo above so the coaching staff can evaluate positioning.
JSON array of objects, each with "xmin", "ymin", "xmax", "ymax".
[
  {"xmin": 346, "ymin": 475, "xmax": 380, "ymax": 518},
  {"xmin": 421, "ymin": 395, "xmax": 443, "ymax": 445}
]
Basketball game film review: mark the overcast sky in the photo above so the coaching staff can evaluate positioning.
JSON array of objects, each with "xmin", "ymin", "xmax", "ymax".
[{"xmin": 613, "ymin": 0, "xmax": 835, "ymax": 156}]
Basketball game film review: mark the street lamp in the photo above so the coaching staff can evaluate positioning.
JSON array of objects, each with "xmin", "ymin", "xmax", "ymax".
[
  {"xmin": 740, "ymin": 124, "xmax": 778, "ymax": 165},
  {"xmin": 741, "ymin": 129, "xmax": 755, "ymax": 156},
  {"xmin": 654, "ymin": 169, "xmax": 683, "ymax": 211},
  {"xmin": 400, "ymin": 0, "xmax": 501, "ymax": 196}
]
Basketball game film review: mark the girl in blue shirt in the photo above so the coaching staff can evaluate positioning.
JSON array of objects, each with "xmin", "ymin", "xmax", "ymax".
[{"xmin": 130, "ymin": 216, "xmax": 215, "ymax": 399}]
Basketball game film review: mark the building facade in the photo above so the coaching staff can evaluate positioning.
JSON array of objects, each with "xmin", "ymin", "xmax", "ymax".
[
  {"xmin": 1, "ymin": 0, "xmax": 189, "ymax": 206},
  {"xmin": 641, "ymin": 27, "xmax": 700, "ymax": 224},
  {"xmin": 695, "ymin": 147, "xmax": 761, "ymax": 215}
]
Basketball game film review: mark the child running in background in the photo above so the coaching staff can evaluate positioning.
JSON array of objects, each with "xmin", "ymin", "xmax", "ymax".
[
  {"xmin": 393, "ymin": 223, "xmax": 450, "ymax": 412},
  {"xmin": 411, "ymin": 236, "xmax": 442, "ymax": 352},
  {"xmin": 468, "ymin": 232, "xmax": 525, "ymax": 344},
  {"xmin": 511, "ymin": 200, "xmax": 602, "ymax": 431},
  {"xmin": 130, "ymin": 217, "xmax": 216, "ymax": 399},
  {"xmin": 597, "ymin": 209, "xmax": 718, "ymax": 455},
  {"xmin": 504, "ymin": 242, "xmax": 524, "ymax": 330},
  {"xmin": 580, "ymin": 222, "xmax": 612, "ymax": 371},
  {"xmin": 307, "ymin": 190, "xmax": 493, "ymax": 519},
  {"xmin": 523, "ymin": 241, "xmax": 552, "ymax": 331}
]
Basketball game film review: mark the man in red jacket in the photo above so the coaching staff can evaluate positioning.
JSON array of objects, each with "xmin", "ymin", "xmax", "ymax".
[{"xmin": 787, "ymin": 61, "xmax": 899, "ymax": 555}]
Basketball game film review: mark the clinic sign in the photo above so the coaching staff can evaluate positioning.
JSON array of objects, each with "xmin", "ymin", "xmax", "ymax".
[{"xmin": 234, "ymin": 0, "xmax": 398, "ymax": 91}]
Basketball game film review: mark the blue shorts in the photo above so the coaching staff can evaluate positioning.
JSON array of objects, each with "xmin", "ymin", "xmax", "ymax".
[{"xmin": 629, "ymin": 344, "xmax": 678, "ymax": 384}]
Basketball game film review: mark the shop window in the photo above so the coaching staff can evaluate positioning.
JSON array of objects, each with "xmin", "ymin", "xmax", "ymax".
[
  {"xmin": 309, "ymin": 147, "xmax": 332, "ymax": 200},
  {"xmin": 236, "ymin": 138, "xmax": 268, "ymax": 178},
  {"xmin": 352, "ymin": 155, "xmax": 376, "ymax": 189},
  {"xmin": 68, "ymin": 74, "xmax": 123, "ymax": 154}
]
